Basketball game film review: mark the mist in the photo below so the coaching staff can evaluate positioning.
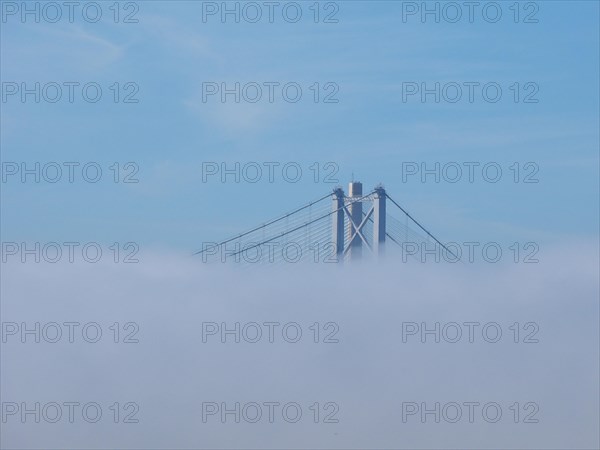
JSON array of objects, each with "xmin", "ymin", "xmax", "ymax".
[{"xmin": 1, "ymin": 239, "xmax": 598, "ymax": 449}]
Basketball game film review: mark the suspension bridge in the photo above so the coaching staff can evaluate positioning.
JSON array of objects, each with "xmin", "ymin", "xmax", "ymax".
[{"xmin": 195, "ymin": 182, "xmax": 458, "ymax": 264}]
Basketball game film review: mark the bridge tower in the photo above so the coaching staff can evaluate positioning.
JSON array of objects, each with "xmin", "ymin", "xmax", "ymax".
[
  {"xmin": 331, "ymin": 182, "xmax": 387, "ymax": 262},
  {"xmin": 197, "ymin": 181, "xmax": 459, "ymax": 264},
  {"xmin": 373, "ymin": 185, "xmax": 386, "ymax": 257},
  {"xmin": 348, "ymin": 181, "xmax": 363, "ymax": 260},
  {"xmin": 332, "ymin": 187, "xmax": 345, "ymax": 260}
]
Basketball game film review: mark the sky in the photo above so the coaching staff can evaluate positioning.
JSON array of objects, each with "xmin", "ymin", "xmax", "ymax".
[{"xmin": 1, "ymin": 0, "xmax": 598, "ymax": 252}]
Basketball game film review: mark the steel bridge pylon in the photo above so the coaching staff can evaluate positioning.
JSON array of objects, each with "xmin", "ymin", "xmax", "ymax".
[
  {"xmin": 195, "ymin": 180, "xmax": 458, "ymax": 265},
  {"xmin": 332, "ymin": 182, "xmax": 386, "ymax": 262}
]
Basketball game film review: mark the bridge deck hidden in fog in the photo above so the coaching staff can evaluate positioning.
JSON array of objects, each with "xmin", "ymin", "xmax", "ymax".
[{"xmin": 197, "ymin": 182, "xmax": 457, "ymax": 264}]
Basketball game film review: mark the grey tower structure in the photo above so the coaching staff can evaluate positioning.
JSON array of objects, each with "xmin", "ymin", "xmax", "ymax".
[
  {"xmin": 331, "ymin": 182, "xmax": 387, "ymax": 262},
  {"xmin": 348, "ymin": 181, "xmax": 363, "ymax": 259}
]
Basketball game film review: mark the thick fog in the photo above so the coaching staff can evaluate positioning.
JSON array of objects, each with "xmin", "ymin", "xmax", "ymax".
[{"xmin": 1, "ymin": 239, "xmax": 598, "ymax": 449}]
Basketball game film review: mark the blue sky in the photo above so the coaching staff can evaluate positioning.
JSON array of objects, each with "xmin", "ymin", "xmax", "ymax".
[{"xmin": 1, "ymin": 0, "xmax": 598, "ymax": 252}]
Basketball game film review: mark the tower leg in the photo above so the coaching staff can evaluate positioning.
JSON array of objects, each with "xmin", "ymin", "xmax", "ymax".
[
  {"xmin": 332, "ymin": 187, "xmax": 345, "ymax": 262},
  {"xmin": 373, "ymin": 186, "xmax": 386, "ymax": 258},
  {"xmin": 348, "ymin": 182, "xmax": 363, "ymax": 260}
]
